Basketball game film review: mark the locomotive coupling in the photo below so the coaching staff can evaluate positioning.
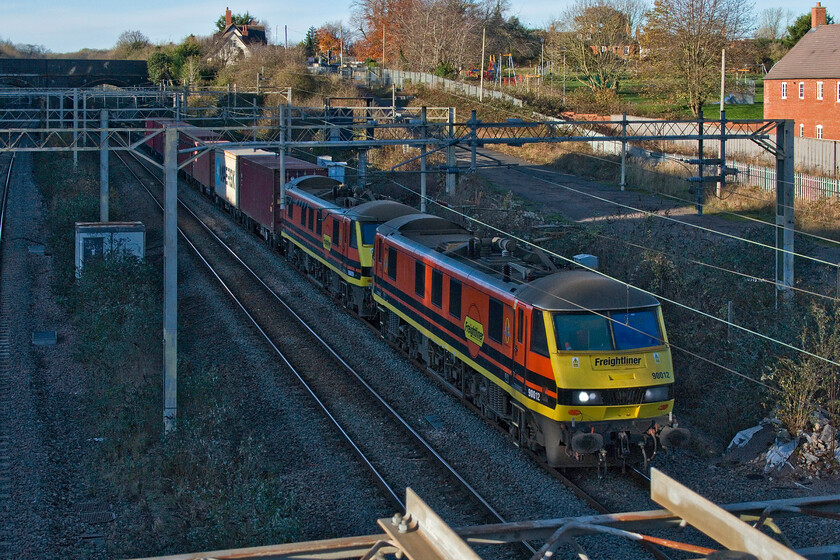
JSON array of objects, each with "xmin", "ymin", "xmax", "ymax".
[
  {"xmin": 571, "ymin": 431, "xmax": 604, "ymax": 454},
  {"xmin": 659, "ymin": 426, "xmax": 691, "ymax": 448}
]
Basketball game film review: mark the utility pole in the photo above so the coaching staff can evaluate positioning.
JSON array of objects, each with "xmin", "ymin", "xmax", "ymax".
[
  {"xmin": 163, "ymin": 126, "xmax": 179, "ymax": 434},
  {"xmin": 420, "ymin": 106, "xmax": 427, "ymax": 212},
  {"xmin": 718, "ymin": 48, "xmax": 726, "ymax": 198},
  {"xmin": 100, "ymin": 109, "xmax": 109, "ymax": 221},
  {"xmin": 285, "ymin": 25, "xmax": 288, "ymax": 49},
  {"xmin": 382, "ymin": 26, "xmax": 386, "ymax": 71},
  {"xmin": 73, "ymin": 88, "xmax": 78, "ymax": 166},
  {"xmin": 776, "ymin": 120, "xmax": 795, "ymax": 302},
  {"xmin": 479, "ymin": 28, "xmax": 486, "ymax": 102},
  {"xmin": 340, "ymin": 24, "xmax": 344, "ymax": 68}
]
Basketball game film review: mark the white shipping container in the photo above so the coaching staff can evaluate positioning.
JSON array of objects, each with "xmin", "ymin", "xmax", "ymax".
[
  {"xmin": 215, "ymin": 148, "xmax": 272, "ymax": 208},
  {"xmin": 74, "ymin": 222, "xmax": 146, "ymax": 278}
]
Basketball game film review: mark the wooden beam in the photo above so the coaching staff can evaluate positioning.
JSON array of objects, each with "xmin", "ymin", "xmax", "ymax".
[{"xmin": 650, "ymin": 468, "xmax": 806, "ymax": 560}]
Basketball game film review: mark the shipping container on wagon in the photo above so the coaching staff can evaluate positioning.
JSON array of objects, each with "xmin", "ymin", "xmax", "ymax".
[
  {"xmin": 191, "ymin": 140, "xmax": 228, "ymax": 193},
  {"xmin": 179, "ymin": 126, "xmax": 221, "ymax": 179},
  {"xmin": 214, "ymin": 147, "xmax": 274, "ymax": 209},
  {"xmin": 238, "ymin": 154, "xmax": 328, "ymax": 235},
  {"xmin": 144, "ymin": 118, "xmax": 177, "ymax": 158}
]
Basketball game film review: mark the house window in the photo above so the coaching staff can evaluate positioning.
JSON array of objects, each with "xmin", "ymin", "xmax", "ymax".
[
  {"xmin": 623, "ymin": 45, "xmax": 630, "ymax": 55},
  {"xmin": 800, "ymin": 123, "xmax": 805, "ymax": 137},
  {"xmin": 799, "ymin": 82, "xmax": 805, "ymax": 99},
  {"xmin": 817, "ymin": 125, "xmax": 824, "ymax": 139},
  {"xmin": 817, "ymin": 82, "xmax": 824, "ymax": 100},
  {"xmin": 781, "ymin": 82, "xmax": 787, "ymax": 99}
]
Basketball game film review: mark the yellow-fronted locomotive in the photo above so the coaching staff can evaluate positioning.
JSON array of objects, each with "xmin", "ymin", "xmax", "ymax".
[{"xmin": 372, "ymin": 214, "xmax": 688, "ymax": 467}]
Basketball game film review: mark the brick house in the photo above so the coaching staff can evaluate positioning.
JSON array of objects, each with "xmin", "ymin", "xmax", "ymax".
[
  {"xmin": 212, "ymin": 7, "xmax": 267, "ymax": 65},
  {"xmin": 764, "ymin": 3, "xmax": 840, "ymax": 140}
]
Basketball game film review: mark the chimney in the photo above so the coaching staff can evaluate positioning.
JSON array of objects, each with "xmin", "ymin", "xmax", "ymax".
[
  {"xmin": 812, "ymin": 2, "xmax": 827, "ymax": 28},
  {"xmin": 225, "ymin": 7, "xmax": 232, "ymax": 27},
  {"xmin": 242, "ymin": 24, "xmax": 248, "ymax": 36}
]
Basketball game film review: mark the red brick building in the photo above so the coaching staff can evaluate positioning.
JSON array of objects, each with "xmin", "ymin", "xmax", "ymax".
[{"xmin": 764, "ymin": 3, "xmax": 840, "ymax": 140}]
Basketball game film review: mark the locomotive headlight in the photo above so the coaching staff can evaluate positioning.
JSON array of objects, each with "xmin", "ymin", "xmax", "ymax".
[
  {"xmin": 644, "ymin": 386, "xmax": 671, "ymax": 403},
  {"xmin": 574, "ymin": 391, "xmax": 602, "ymax": 405}
]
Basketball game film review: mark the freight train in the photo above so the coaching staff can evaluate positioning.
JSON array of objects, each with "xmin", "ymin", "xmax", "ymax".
[{"xmin": 144, "ymin": 121, "xmax": 690, "ymax": 468}]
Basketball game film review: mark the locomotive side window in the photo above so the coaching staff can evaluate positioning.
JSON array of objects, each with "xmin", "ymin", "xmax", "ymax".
[
  {"xmin": 517, "ymin": 308, "xmax": 524, "ymax": 343},
  {"xmin": 316, "ymin": 211, "xmax": 322, "ymax": 235},
  {"xmin": 415, "ymin": 261, "xmax": 425, "ymax": 297},
  {"xmin": 307, "ymin": 208, "xmax": 313, "ymax": 230},
  {"xmin": 349, "ymin": 221, "xmax": 358, "ymax": 249},
  {"xmin": 531, "ymin": 310, "xmax": 549, "ymax": 356},
  {"xmin": 387, "ymin": 247, "xmax": 397, "ymax": 279},
  {"xmin": 333, "ymin": 218, "xmax": 339, "ymax": 246},
  {"xmin": 431, "ymin": 269, "xmax": 442, "ymax": 307},
  {"xmin": 488, "ymin": 298, "xmax": 503, "ymax": 342},
  {"xmin": 288, "ymin": 201, "xmax": 294, "ymax": 219},
  {"xmin": 449, "ymin": 279, "xmax": 461, "ymax": 318}
]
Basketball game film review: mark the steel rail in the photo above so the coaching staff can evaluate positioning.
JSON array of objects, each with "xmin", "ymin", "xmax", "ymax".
[
  {"xmin": 0, "ymin": 152, "xmax": 15, "ymax": 262},
  {"xmin": 116, "ymin": 150, "xmax": 538, "ymax": 557}
]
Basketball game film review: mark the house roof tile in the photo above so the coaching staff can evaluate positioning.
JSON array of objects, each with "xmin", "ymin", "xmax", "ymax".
[{"xmin": 766, "ymin": 24, "xmax": 840, "ymax": 80}]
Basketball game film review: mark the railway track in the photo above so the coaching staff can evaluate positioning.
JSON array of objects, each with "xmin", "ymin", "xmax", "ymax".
[
  {"xmin": 115, "ymin": 150, "xmax": 538, "ymax": 558},
  {"xmin": 0, "ymin": 152, "xmax": 16, "ymax": 559}
]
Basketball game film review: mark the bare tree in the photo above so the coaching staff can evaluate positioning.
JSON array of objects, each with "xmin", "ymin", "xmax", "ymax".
[
  {"xmin": 641, "ymin": 0, "xmax": 754, "ymax": 116},
  {"xmin": 115, "ymin": 30, "xmax": 151, "ymax": 57},
  {"xmin": 754, "ymin": 7, "xmax": 792, "ymax": 40},
  {"xmin": 548, "ymin": 0, "xmax": 640, "ymax": 91}
]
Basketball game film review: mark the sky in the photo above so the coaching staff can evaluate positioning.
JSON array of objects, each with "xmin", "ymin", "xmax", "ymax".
[{"xmin": 2, "ymin": 0, "xmax": 829, "ymax": 54}]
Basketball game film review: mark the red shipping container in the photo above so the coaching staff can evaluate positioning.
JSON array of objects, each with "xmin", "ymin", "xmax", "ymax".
[
  {"xmin": 144, "ymin": 118, "xmax": 177, "ymax": 158},
  {"xmin": 179, "ymin": 126, "xmax": 221, "ymax": 180},
  {"xmin": 191, "ymin": 140, "xmax": 227, "ymax": 192},
  {"xmin": 239, "ymin": 154, "xmax": 328, "ymax": 234}
]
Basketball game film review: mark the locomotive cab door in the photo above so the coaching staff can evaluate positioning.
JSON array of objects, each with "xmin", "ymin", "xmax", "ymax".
[
  {"xmin": 511, "ymin": 306, "xmax": 529, "ymax": 447},
  {"xmin": 512, "ymin": 307, "xmax": 527, "ymax": 388}
]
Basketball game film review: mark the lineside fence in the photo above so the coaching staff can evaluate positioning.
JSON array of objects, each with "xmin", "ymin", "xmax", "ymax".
[{"xmin": 332, "ymin": 66, "xmax": 525, "ymax": 107}]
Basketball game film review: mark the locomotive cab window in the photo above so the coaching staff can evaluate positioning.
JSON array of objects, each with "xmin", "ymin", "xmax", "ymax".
[
  {"xmin": 415, "ymin": 261, "xmax": 425, "ymax": 297},
  {"xmin": 517, "ymin": 308, "xmax": 524, "ymax": 343},
  {"xmin": 431, "ymin": 269, "xmax": 443, "ymax": 307},
  {"xmin": 361, "ymin": 223, "xmax": 378, "ymax": 246},
  {"xmin": 332, "ymin": 218, "xmax": 339, "ymax": 247},
  {"xmin": 288, "ymin": 201, "xmax": 294, "ymax": 219},
  {"xmin": 553, "ymin": 309, "xmax": 662, "ymax": 352},
  {"xmin": 449, "ymin": 279, "xmax": 461, "ymax": 318},
  {"xmin": 316, "ymin": 211, "xmax": 322, "ymax": 235},
  {"xmin": 488, "ymin": 298, "xmax": 503, "ymax": 342}
]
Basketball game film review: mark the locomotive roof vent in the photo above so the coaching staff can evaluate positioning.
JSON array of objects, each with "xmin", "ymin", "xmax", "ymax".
[{"xmin": 573, "ymin": 253, "xmax": 599, "ymax": 270}]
